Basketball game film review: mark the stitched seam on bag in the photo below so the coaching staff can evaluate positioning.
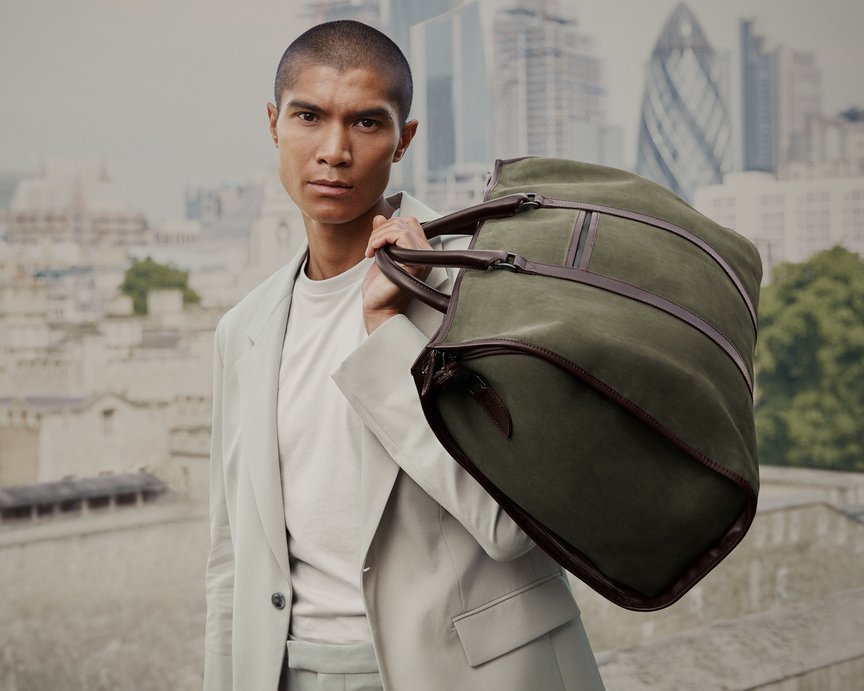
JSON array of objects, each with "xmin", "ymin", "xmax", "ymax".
[
  {"xmin": 444, "ymin": 338, "xmax": 757, "ymax": 502},
  {"xmin": 518, "ymin": 264, "xmax": 753, "ymax": 395},
  {"xmin": 421, "ymin": 343, "xmax": 757, "ymax": 610},
  {"xmin": 538, "ymin": 197, "xmax": 758, "ymax": 333}
]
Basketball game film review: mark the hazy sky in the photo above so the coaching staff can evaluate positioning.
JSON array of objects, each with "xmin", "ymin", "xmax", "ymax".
[{"xmin": 2, "ymin": 0, "xmax": 863, "ymax": 221}]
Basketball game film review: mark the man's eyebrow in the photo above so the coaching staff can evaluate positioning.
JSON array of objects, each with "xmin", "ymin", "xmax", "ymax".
[
  {"xmin": 351, "ymin": 107, "xmax": 394, "ymax": 122},
  {"xmin": 284, "ymin": 100, "xmax": 394, "ymax": 122},
  {"xmin": 285, "ymin": 99, "xmax": 325, "ymax": 113}
]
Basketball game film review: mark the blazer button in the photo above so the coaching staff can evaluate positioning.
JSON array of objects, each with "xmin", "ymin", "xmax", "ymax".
[{"xmin": 271, "ymin": 592, "xmax": 286, "ymax": 610}]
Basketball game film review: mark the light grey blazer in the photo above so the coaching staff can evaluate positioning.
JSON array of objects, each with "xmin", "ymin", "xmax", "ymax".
[{"xmin": 203, "ymin": 194, "xmax": 605, "ymax": 691}]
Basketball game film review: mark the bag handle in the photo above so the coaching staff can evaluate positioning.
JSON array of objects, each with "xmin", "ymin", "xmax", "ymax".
[{"xmin": 376, "ymin": 193, "xmax": 540, "ymax": 313}]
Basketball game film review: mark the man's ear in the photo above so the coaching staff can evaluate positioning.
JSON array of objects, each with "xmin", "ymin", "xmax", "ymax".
[
  {"xmin": 267, "ymin": 103, "xmax": 279, "ymax": 147},
  {"xmin": 393, "ymin": 119, "xmax": 418, "ymax": 162}
]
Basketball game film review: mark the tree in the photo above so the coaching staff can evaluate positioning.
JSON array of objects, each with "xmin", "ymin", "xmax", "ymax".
[
  {"xmin": 755, "ymin": 247, "xmax": 864, "ymax": 470},
  {"xmin": 120, "ymin": 257, "xmax": 201, "ymax": 316}
]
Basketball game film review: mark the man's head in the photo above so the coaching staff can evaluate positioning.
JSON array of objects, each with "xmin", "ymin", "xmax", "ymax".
[
  {"xmin": 267, "ymin": 21, "xmax": 418, "ymax": 233},
  {"xmin": 273, "ymin": 20, "xmax": 413, "ymax": 125}
]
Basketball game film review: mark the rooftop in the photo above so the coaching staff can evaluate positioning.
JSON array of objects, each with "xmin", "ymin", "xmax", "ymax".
[{"xmin": 0, "ymin": 472, "xmax": 166, "ymax": 510}]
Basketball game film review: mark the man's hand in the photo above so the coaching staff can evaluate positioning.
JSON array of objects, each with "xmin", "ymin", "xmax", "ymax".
[{"xmin": 362, "ymin": 214, "xmax": 432, "ymax": 334}]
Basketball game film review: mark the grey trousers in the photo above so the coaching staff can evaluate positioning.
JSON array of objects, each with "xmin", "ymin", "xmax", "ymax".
[{"xmin": 280, "ymin": 640, "xmax": 383, "ymax": 691}]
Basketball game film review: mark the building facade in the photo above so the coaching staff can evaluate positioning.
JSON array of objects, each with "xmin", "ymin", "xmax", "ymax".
[
  {"xmin": 410, "ymin": 0, "xmax": 618, "ymax": 212},
  {"xmin": 780, "ymin": 108, "xmax": 864, "ymax": 180},
  {"xmin": 694, "ymin": 171, "xmax": 864, "ymax": 281},
  {"xmin": 739, "ymin": 20, "xmax": 823, "ymax": 174},
  {"xmin": 6, "ymin": 160, "xmax": 148, "ymax": 249},
  {"xmin": 410, "ymin": 1, "xmax": 493, "ymax": 211},
  {"xmin": 492, "ymin": 0, "xmax": 611, "ymax": 164},
  {"xmin": 774, "ymin": 46, "xmax": 821, "ymax": 167},
  {"xmin": 740, "ymin": 19, "xmax": 776, "ymax": 172},
  {"xmin": 636, "ymin": 3, "xmax": 731, "ymax": 202}
]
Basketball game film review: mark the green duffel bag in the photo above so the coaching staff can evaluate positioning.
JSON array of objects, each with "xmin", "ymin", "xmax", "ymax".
[{"xmin": 377, "ymin": 157, "xmax": 762, "ymax": 611}]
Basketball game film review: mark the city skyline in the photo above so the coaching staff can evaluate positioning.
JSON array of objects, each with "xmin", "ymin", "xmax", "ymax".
[{"xmin": 2, "ymin": 0, "xmax": 863, "ymax": 222}]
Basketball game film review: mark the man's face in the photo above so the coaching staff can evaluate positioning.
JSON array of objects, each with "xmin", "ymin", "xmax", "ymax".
[{"xmin": 267, "ymin": 63, "xmax": 416, "ymax": 227}]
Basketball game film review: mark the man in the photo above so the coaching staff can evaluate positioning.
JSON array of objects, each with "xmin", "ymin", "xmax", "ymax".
[{"xmin": 204, "ymin": 20, "xmax": 604, "ymax": 691}]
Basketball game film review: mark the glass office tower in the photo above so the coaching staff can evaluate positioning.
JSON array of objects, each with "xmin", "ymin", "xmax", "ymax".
[{"xmin": 636, "ymin": 3, "xmax": 731, "ymax": 202}]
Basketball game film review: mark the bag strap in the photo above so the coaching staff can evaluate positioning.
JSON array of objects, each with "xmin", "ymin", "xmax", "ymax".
[{"xmin": 376, "ymin": 193, "xmax": 540, "ymax": 313}]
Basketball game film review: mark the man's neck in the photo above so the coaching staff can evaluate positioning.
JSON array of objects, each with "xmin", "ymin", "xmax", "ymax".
[{"xmin": 303, "ymin": 196, "xmax": 395, "ymax": 280}]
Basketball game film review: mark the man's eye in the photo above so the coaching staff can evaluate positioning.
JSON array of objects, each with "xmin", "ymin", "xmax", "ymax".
[
  {"xmin": 297, "ymin": 112, "xmax": 318, "ymax": 122},
  {"xmin": 357, "ymin": 118, "xmax": 379, "ymax": 129}
]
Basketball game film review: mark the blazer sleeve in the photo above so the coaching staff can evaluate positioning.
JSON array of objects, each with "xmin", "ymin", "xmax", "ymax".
[
  {"xmin": 332, "ymin": 312, "xmax": 534, "ymax": 563},
  {"xmin": 203, "ymin": 322, "xmax": 235, "ymax": 690}
]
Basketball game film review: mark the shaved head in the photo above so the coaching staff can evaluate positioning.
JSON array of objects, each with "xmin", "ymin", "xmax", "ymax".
[{"xmin": 274, "ymin": 20, "xmax": 413, "ymax": 124}]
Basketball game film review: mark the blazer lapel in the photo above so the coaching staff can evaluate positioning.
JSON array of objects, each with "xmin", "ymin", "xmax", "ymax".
[{"xmin": 235, "ymin": 249, "xmax": 307, "ymax": 582}]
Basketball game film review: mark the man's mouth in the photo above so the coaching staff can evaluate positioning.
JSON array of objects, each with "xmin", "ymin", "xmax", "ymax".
[{"xmin": 309, "ymin": 179, "xmax": 352, "ymax": 196}]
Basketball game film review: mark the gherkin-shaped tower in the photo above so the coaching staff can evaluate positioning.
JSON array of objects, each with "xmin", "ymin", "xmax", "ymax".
[{"xmin": 636, "ymin": 3, "xmax": 731, "ymax": 202}]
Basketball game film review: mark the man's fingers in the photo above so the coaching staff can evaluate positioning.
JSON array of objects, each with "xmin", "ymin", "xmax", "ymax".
[{"xmin": 364, "ymin": 216, "xmax": 430, "ymax": 257}]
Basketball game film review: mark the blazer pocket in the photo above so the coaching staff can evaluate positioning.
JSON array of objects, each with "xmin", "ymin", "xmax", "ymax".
[{"xmin": 452, "ymin": 573, "xmax": 580, "ymax": 667}]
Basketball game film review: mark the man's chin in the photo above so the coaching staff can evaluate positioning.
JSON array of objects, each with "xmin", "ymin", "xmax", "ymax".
[{"xmin": 301, "ymin": 197, "xmax": 383, "ymax": 228}]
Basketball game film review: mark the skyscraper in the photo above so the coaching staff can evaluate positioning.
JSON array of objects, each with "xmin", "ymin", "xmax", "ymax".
[
  {"xmin": 385, "ymin": 0, "xmax": 453, "ymax": 58},
  {"xmin": 739, "ymin": 20, "xmax": 822, "ymax": 173},
  {"xmin": 493, "ymin": 0, "xmax": 610, "ymax": 163},
  {"xmin": 740, "ymin": 19, "xmax": 776, "ymax": 172},
  {"xmin": 410, "ymin": 1, "xmax": 493, "ymax": 211},
  {"xmin": 410, "ymin": 0, "xmax": 617, "ymax": 211},
  {"xmin": 636, "ymin": 3, "xmax": 731, "ymax": 202},
  {"xmin": 774, "ymin": 47, "xmax": 821, "ymax": 166}
]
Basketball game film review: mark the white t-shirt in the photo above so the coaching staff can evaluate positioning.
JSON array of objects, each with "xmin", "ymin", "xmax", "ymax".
[{"xmin": 276, "ymin": 255, "xmax": 374, "ymax": 644}]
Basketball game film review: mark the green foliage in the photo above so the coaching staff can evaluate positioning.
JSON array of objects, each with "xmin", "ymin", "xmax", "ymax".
[
  {"xmin": 120, "ymin": 257, "xmax": 201, "ymax": 316},
  {"xmin": 755, "ymin": 247, "xmax": 864, "ymax": 470}
]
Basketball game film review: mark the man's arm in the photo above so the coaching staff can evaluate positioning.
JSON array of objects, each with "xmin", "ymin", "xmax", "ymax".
[
  {"xmin": 333, "ymin": 216, "xmax": 534, "ymax": 561},
  {"xmin": 334, "ymin": 313, "xmax": 534, "ymax": 561},
  {"xmin": 203, "ymin": 323, "xmax": 234, "ymax": 689}
]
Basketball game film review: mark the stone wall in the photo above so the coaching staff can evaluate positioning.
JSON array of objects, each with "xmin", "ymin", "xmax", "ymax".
[
  {"xmin": 0, "ymin": 425, "xmax": 39, "ymax": 486},
  {"xmin": 38, "ymin": 395, "xmax": 171, "ymax": 481},
  {"xmin": 1, "ymin": 467, "xmax": 863, "ymax": 690},
  {"xmin": 595, "ymin": 587, "xmax": 864, "ymax": 690},
  {"xmin": 575, "ymin": 499, "xmax": 864, "ymax": 652},
  {"xmin": 0, "ymin": 503, "xmax": 208, "ymax": 691}
]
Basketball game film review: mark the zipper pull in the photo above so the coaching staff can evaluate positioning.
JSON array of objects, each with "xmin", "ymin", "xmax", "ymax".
[
  {"xmin": 421, "ymin": 352, "xmax": 458, "ymax": 396},
  {"xmin": 432, "ymin": 353, "xmax": 460, "ymax": 388}
]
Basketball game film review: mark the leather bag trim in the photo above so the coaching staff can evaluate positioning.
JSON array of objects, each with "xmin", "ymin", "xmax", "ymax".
[
  {"xmin": 578, "ymin": 212, "xmax": 600, "ymax": 269},
  {"xmin": 411, "ymin": 338, "xmax": 758, "ymax": 611},
  {"xmin": 507, "ymin": 260, "xmax": 753, "ymax": 395},
  {"xmin": 535, "ymin": 197, "xmax": 758, "ymax": 335},
  {"xmin": 564, "ymin": 210, "xmax": 587, "ymax": 267}
]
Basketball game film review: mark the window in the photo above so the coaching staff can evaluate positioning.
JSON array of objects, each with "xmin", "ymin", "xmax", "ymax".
[{"xmin": 102, "ymin": 408, "xmax": 115, "ymax": 434}]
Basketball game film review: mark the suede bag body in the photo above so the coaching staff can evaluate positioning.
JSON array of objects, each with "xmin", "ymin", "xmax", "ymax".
[{"xmin": 377, "ymin": 157, "xmax": 763, "ymax": 611}]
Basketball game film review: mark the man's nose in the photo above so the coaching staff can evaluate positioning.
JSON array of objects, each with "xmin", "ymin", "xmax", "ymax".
[{"xmin": 316, "ymin": 123, "xmax": 352, "ymax": 167}]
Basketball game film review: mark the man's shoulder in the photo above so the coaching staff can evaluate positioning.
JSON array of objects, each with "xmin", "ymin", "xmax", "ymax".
[{"xmin": 215, "ymin": 246, "xmax": 305, "ymax": 350}]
